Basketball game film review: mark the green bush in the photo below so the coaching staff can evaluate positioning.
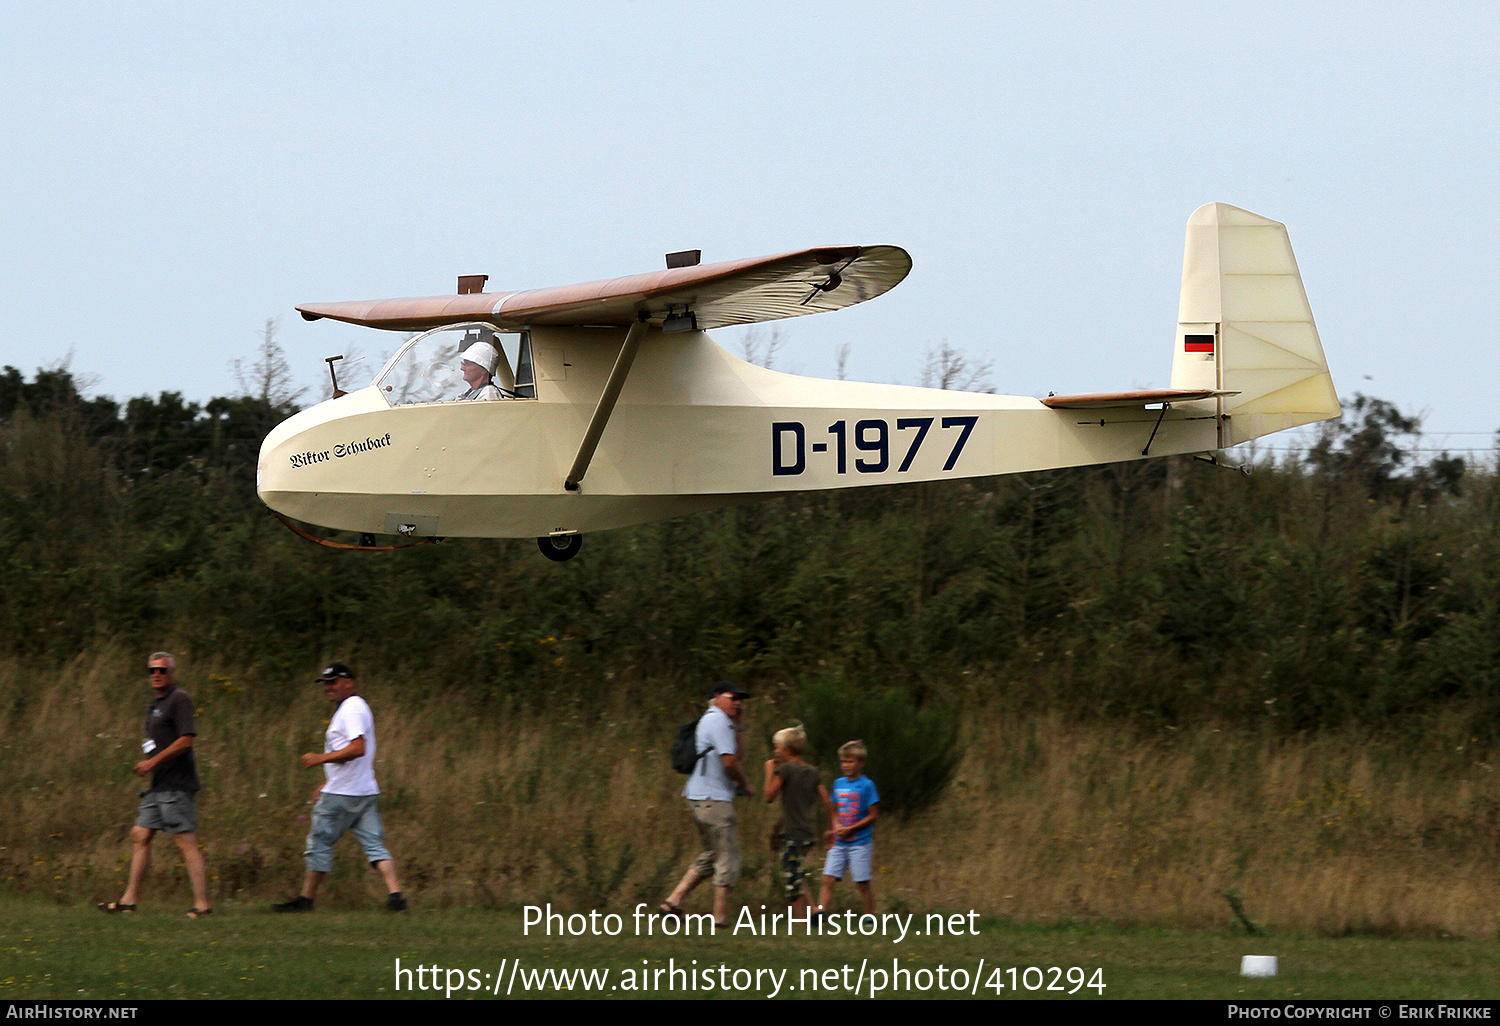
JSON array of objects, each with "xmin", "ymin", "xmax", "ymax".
[{"xmin": 793, "ymin": 678, "xmax": 963, "ymax": 818}]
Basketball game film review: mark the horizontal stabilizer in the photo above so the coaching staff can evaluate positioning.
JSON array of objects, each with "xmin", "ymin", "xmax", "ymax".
[
  {"xmin": 1042, "ymin": 388, "xmax": 1237, "ymax": 410},
  {"xmin": 298, "ymin": 245, "xmax": 912, "ymax": 333}
]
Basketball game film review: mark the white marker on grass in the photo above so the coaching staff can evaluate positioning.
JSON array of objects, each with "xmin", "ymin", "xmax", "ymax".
[{"xmin": 1240, "ymin": 955, "xmax": 1278, "ymax": 977}]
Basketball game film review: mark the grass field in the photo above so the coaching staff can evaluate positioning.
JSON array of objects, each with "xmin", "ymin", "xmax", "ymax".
[
  {"xmin": 2, "ymin": 897, "xmax": 1497, "ymax": 1001},
  {"xmin": 11, "ymin": 653, "xmax": 1500, "ymax": 941},
  {"xmin": 9, "ymin": 653, "xmax": 1500, "ymax": 1007}
]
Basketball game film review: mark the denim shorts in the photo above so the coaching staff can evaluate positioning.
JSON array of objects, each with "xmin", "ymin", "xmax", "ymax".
[
  {"xmin": 303, "ymin": 792, "xmax": 391, "ymax": 873},
  {"xmin": 823, "ymin": 842, "xmax": 873, "ymax": 883}
]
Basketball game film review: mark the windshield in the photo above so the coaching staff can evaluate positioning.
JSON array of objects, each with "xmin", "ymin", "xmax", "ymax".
[{"xmin": 375, "ymin": 323, "xmax": 530, "ymax": 405}]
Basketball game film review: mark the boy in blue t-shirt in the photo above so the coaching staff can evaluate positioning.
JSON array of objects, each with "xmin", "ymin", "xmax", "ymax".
[{"xmin": 818, "ymin": 739, "xmax": 880, "ymax": 916}]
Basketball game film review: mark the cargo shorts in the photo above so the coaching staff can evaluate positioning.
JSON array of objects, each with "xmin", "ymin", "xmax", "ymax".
[{"xmin": 686, "ymin": 799, "xmax": 740, "ymax": 888}]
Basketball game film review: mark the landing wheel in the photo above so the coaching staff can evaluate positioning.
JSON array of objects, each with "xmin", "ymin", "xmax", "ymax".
[{"xmin": 538, "ymin": 534, "xmax": 583, "ymax": 562}]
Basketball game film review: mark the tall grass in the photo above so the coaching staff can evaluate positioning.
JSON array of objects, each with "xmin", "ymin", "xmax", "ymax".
[{"xmin": 4, "ymin": 650, "xmax": 1498, "ymax": 937}]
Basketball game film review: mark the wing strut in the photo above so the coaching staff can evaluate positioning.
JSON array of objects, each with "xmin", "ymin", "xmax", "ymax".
[{"xmin": 564, "ymin": 315, "xmax": 648, "ymax": 492}]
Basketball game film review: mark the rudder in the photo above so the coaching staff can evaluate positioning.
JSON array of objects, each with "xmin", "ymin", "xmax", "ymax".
[{"xmin": 1171, "ymin": 203, "xmax": 1340, "ymax": 447}]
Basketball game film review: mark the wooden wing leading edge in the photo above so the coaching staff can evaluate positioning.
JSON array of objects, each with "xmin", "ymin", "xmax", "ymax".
[{"xmin": 296, "ymin": 245, "xmax": 912, "ymax": 333}]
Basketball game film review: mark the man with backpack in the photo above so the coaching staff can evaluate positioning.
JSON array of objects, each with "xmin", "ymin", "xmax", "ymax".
[{"xmin": 661, "ymin": 681, "xmax": 752, "ymax": 930}]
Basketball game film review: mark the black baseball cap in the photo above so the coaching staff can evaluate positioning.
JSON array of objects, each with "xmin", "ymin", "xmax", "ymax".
[
  {"xmin": 711, "ymin": 680, "xmax": 750, "ymax": 699},
  {"xmin": 316, "ymin": 662, "xmax": 355, "ymax": 682}
]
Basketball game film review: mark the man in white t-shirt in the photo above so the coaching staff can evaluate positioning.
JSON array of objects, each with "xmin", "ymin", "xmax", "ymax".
[{"xmin": 273, "ymin": 662, "xmax": 406, "ymax": 912}]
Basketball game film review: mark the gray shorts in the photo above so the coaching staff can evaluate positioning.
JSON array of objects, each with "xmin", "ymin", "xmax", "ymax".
[
  {"xmin": 304, "ymin": 792, "xmax": 391, "ymax": 873},
  {"xmin": 686, "ymin": 799, "xmax": 740, "ymax": 888},
  {"xmin": 135, "ymin": 791, "xmax": 196, "ymax": 834}
]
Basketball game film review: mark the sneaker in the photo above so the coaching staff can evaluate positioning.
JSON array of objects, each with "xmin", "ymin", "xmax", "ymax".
[
  {"xmin": 386, "ymin": 893, "xmax": 408, "ymax": 912},
  {"xmin": 272, "ymin": 895, "xmax": 314, "ymax": 913}
]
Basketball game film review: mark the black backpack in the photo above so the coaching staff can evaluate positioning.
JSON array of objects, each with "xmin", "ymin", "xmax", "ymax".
[{"xmin": 670, "ymin": 719, "xmax": 712, "ymax": 774}]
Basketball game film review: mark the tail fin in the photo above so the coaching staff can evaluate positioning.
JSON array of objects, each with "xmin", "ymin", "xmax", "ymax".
[{"xmin": 1170, "ymin": 203, "xmax": 1340, "ymax": 447}]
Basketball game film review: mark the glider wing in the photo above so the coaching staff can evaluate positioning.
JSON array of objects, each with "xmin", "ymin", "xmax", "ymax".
[{"xmin": 297, "ymin": 245, "xmax": 912, "ymax": 333}]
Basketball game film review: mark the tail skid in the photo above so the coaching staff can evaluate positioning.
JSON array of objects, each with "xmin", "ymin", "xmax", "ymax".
[{"xmin": 1171, "ymin": 203, "xmax": 1340, "ymax": 447}]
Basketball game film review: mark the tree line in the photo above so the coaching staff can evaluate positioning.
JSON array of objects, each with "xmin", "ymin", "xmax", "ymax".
[{"xmin": 1, "ymin": 361, "xmax": 1496, "ymax": 745}]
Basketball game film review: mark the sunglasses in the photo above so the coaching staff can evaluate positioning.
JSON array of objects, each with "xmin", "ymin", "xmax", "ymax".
[{"xmin": 148, "ymin": 667, "xmax": 170, "ymax": 675}]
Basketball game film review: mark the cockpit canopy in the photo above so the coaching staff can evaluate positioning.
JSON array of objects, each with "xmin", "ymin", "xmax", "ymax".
[{"xmin": 374, "ymin": 323, "xmax": 535, "ymax": 406}]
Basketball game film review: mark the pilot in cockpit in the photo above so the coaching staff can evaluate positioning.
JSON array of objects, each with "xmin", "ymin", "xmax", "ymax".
[{"xmin": 455, "ymin": 342, "xmax": 503, "ymax": 401}]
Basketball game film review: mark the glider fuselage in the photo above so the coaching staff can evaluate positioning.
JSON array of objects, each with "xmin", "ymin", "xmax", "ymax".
[
  {"xmin": 258, "ymin": 326, "xmax": 1219, "ymax": 539},
  {"xmin": 257, "ymin": 204, "xmax": 1340, "ymax": 546}
]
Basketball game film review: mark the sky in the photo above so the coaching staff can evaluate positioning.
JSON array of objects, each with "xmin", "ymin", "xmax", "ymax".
[{"xmin": 1, "ymin": 2, "xmax": 1495, "ymax": 451}]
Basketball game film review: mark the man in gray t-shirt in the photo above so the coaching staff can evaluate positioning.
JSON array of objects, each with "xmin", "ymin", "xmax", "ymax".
[
  {"xmin": 98, "ymin": 652, "xmax": 211, "ymax": 918},
  {"xmin": 661, "ymin": 681, "xmax": 753, "ymax": 929}
]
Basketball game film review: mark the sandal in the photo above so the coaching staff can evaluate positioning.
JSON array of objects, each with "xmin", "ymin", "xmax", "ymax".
[
  {"xmin": 186, "ymin": 907, "xmax": 213, "ymax": 918},
  {"xmin": 97, "ymin": 901, "xmax": 136, "ymax": 914},
  {"xmin": 659, "ymin": 902, "xmax": 683, "ymax": 918}
]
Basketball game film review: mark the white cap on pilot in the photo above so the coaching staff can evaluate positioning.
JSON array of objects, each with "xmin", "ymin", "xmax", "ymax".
[{"xmin": 459, "ymin": 340, "xmax": 500, "ymax": 376}]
